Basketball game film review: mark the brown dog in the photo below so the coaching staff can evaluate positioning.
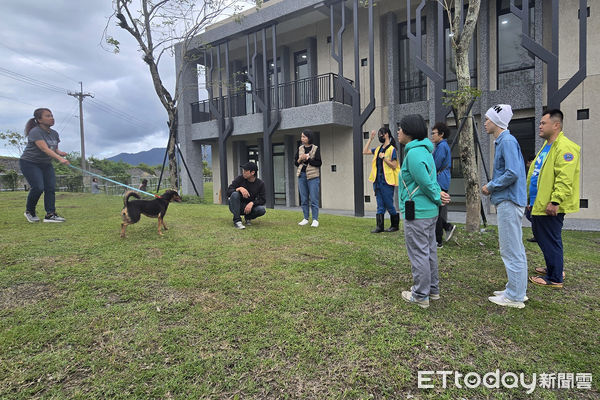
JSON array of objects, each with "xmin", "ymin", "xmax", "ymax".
[{"xmin": 120, "ymin": 190, "xmax": 182, "ymax": 237}]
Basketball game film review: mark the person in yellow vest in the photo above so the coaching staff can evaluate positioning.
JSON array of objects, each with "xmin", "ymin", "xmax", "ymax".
[
  {"xmin": 363, "ymin": 127, "xmax": 401, "ymax": 233},
  {"xmin": 295, "ymin": 130, "xmax": 322, "ymax": 227}
]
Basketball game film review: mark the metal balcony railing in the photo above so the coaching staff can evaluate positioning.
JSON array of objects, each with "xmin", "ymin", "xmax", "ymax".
[{"xmin": 191, "ymin": 73, "xmax": 353, "ymax": 123}]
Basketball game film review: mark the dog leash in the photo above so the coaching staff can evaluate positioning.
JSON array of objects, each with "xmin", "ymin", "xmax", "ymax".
[{"xmin": 67, "ymin": 164, "xmax": 159, "ymax": 198}]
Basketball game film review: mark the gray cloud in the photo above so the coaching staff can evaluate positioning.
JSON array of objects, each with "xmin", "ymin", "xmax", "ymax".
[{"xmin": 0, "ymin": 0, "xmax": 178, "ymax": 158}]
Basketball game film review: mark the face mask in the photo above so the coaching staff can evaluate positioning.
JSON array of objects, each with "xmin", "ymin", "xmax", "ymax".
[{"xmin": 378, "ymin": 135, "xmax": 385, "ymax": 143}]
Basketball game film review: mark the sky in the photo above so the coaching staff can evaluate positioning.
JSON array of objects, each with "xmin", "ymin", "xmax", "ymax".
[{"xmin": 0, "ymin": 0, "xmax": 220, "ymax": 159}]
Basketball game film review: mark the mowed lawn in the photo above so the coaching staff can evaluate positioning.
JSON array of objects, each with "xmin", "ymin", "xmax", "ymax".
[{"xmin": 0, "ymin": 191, "xmax": 599, "ymax": 399}]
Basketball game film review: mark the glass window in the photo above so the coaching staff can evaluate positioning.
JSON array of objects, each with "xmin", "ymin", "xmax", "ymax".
[
  {"xmin": 294, "ymin": 50, "xmax": 309, "ymax": 106},
  {"xmin": 497, "ymin": 0, "xmax": 535, "ymax": 89},
  {"xmin": 398, "ymin": 18, "xmax": 427, "ymax": 104}
]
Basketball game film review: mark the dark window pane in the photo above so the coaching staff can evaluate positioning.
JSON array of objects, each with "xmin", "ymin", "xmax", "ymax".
[
  {"xmin": 398, "ymin": 18, "xmax": 427, "ymax": 104},
  {"xmin": 497, "ymin": 0, "xmax": 535, "ymax": 89}
]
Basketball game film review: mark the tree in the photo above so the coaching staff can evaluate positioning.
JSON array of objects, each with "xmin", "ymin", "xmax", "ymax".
[
  {"xmin": 440, "ymin": 0, "xmax": 481, "ymax": 232},
  {"xmin": 0, "ymin": 130, "xmax": 27, "ymax": 158},
  {"xmin": 105, "ymin": 0, "xmax": 256, "ymax": 189}
]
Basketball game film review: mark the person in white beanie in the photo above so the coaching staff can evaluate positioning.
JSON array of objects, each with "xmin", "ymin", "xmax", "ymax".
[{"xmin": 482, "ymin": 104, "xmax": 529, "ymax": 308}]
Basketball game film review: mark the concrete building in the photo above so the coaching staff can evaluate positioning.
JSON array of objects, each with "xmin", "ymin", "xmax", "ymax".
[{"xmin": 175, "ymin": 0, "xmax": 598, "ymax": 221}]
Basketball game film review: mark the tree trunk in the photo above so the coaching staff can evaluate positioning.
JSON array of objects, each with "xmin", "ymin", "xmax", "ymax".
[
  {"xmin": 455, "ymin": 44, "xmax": 481, "ymax": 232},
  {"xmin": 167, "ymin": 108, "xmax": 178, "ymax": 189}
]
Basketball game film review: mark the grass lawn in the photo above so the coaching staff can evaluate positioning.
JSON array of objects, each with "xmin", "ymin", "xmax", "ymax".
[{"xmin": 1, "ymin": 191, "xmax": 599, "ymax": 399}]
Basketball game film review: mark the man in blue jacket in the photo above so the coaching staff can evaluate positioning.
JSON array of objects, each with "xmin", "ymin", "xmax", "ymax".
[
  {"xmin": 431, "ymin": 122, "xmax": 456, "ymax": 248},
  {"xmin": 482, "ymin": 104, "xmax": 528, "ymax": 309}
]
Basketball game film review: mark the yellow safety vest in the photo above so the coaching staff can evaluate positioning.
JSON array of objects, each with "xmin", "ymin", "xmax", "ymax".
[{"xmin": 368, "ymin": 144, "xmax": 399, "ymax": 186}]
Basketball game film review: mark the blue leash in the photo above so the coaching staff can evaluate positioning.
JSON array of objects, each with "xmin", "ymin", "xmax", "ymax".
[{"xmin": 68, "ymin": 164, "xmax": 158, "ymax": 198}]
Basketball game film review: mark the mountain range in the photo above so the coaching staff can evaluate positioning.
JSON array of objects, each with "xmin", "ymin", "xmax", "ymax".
[{"xmin": 107, "ymin": 147, "xmax": 211, "ymax": 166}]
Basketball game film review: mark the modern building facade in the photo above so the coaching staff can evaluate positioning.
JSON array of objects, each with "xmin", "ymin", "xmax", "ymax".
[{"xmin": 176, "ymin": 0, "xmax": 598, "ymax": 221}]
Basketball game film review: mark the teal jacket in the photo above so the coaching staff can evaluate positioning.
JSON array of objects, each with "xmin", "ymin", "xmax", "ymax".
[{"xmin": 398, "ymin": 139, "xmax": 441, "ymax": 219}]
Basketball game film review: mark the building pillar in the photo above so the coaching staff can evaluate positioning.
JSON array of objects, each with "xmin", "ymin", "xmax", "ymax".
[
  {"xmin": 175, "ymin": 46, "xmax": 203, "ymax": 197},
  {"xmin": 285, "ymin": 134, "xmax": 297, "ymax": 207},
  {"xmin": 384, "ymin": 12, "xmax": 399, "ymax": 130}
]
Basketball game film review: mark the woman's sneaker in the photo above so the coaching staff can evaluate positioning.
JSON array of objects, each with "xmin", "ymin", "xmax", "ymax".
[
  {"xmin": 24, "ymin": 211, "xmax": 40, "ymax": 223},
  {"xmin": 43, "ymin": 213, "xmax": 66, "ymax": 223}
]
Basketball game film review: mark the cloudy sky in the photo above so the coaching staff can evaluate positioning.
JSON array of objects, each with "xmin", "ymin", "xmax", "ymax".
[{"xmin": 0, "ymin": 0, "xmax": 221, "ymax": 159}]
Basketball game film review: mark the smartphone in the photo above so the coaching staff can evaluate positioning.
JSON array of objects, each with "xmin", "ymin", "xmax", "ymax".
[{"xmin": 405, "ymin": 200, "xmax": 415, "ymax": 220}]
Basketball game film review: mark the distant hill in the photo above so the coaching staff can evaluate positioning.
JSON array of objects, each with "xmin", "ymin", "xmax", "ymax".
[
  {"xmin": 107, "ymin": 147, "xmax": 211, "ymax": 167},
  {"xmin": 107, "ymin": 148, "xmax": 167, "ymax": 166}
]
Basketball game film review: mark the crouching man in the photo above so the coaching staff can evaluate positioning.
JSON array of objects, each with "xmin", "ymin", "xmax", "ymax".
[{"xmin": 227, "ymin": 161, "xmax": 266, "ymax": 229}]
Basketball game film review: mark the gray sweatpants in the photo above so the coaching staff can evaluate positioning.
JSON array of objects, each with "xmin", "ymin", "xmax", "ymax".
[{"xmin": 404, "ymin": 216, "xmax": 439, "ymax": 301}]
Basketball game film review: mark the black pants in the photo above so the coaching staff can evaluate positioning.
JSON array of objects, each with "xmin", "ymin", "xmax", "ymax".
[
  {"xmin": 435, "ymin": 191, "xmax": 452, "ymax": 244},
  {"xmin": 228, "ymin": 191, "xmax": 266, "ymax": 223}
]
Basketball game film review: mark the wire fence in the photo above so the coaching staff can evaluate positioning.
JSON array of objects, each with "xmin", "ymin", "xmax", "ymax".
[{"xmin": 0, "ymin": 173, "xmax": 212, "ymax": 195}]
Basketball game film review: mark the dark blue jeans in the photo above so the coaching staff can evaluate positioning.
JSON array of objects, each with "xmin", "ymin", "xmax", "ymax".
[
  {"xmin": 228, "ymin": 191, "xmax": 266, "ymax": 223},
  {"xmin": 19, "ymin": 158, "xmax": 56, "ymax": 215},
  {"xmin": 373, "ymin": 180, "xmax": 397, "ymax": 215},
  {"xmin": 298, "ymin": 172, "xmax": 319, "ymax": 220},
  {"xmin": 531, "ymin": 213, "xmax": 565, "ymax": 283}
]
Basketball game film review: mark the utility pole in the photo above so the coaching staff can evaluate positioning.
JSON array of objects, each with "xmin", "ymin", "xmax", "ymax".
[{"xmin": 68, "ymin": 82, "xmax": 93, "ymax": 170}]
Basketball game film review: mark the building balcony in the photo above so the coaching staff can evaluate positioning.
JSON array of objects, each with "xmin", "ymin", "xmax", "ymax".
[{"xmin": 191, "ymin": 73, "xmax": 353, "ymax": 124}]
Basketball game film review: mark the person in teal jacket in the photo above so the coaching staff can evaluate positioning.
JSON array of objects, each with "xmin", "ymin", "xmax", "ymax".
[{"xmin": 397, "ymin": 114, "xmax": 451, "ymax": 309}]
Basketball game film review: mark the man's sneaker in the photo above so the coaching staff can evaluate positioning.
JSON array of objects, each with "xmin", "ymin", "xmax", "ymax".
[
  {"xmin": 43, "ymin": 213, "xmax": 65, "ymax": 223},
  {"xmin": 24, "ymin": 211, "xmax": 40, "ymax": 223},
  {"xmin": 430, "ymin": 293, "xmax": 440, "ymax": 300},
  {"xmin": 493, "ymin": 290, "xmax": 528, "ymax": 301},
  {"xmin": 488, "ymin": 294, "xmax": 525, "ymax": 309},
  {"xmin": 311, "ymin": 220, "xmax": 319, "ymax": 227},
  {"xmin": 437, "ymin": 243, "xmax": 443, "ymax": 249},
  {"xmin": 234, "ymin": 221, "xmax": 245, "ymax": 229},
  {"xmin": 298, "ymin": 219, "xmax": 309, "ymax": 226},
  {"xmin": 445, "ymin": 224, "xmax": 456, "ymax": 242},
  {"xmin": 244, "ymin": 218, "xmax": 252, "ymax": 226},
  {"xmin": 401, "ymin": 291, "xmax": 429, "ymax": 308}
]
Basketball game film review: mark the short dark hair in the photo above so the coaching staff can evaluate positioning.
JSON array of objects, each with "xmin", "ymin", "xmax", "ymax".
[
  {"xmin": 399, "ymin": 114, "xmax": 428, "ymax": 141},
  {"xmin": 543, "ymin": 109, "xmax": 564, "ymax": 124},
  {"xmin": 432, "ymin": 122, "xmax": 450, "ymax": 139},
  {"xmin": 301, "ymin": 129, "xmax": 314, "ymax": 144}
]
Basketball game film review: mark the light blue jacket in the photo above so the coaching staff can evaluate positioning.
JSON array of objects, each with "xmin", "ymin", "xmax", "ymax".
[{"xmin": 487, "ymin": 130, "xmax": 527, "ymax": 207}]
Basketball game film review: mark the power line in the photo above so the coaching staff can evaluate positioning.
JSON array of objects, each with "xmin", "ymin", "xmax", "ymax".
[
  {"xmin": 0, "ymin": 67, "xmax": 162, "ymax": 132},
  {"xmin": 0, "ymin": 66, "xmax": 71, "ymax": 94},
  {"xmin": 0, "ymin": 41, "xmax": 80, "ymax": 84}
]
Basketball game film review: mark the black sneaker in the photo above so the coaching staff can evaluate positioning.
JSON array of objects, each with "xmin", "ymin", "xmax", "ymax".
[
  {"xmin": 437, "ymin": 243, "xmax": 443, "ymax": 249},
  {"xmin": 24, "ymin": 211, "xmax": 40, "ymax": 223},
  {"xmin": 244, "ymin": 217, "xmax": 252, "ymax": 226},
  {"xmin": 43, "ymin": 213, "xmax": 66, "ymax": 223}
]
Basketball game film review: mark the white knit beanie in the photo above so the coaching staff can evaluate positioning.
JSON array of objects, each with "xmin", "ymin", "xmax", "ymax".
[{"xmin": 485, "ymin": 104, "xmax": 513, "ymax": 130}]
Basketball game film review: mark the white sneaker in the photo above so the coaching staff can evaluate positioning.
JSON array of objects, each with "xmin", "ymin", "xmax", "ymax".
[
  {"xmin": 401, "ymin": 291, "xmax": 429, "ymax": 308},
  {"xmin": 24, "ymin": 211, "xmax": 40, "ymax": 223},
  {"xmin": 430, "ymin": 293, "xmax": 440, "ymax": 300},
  {"xmin": 493, "ymin": 290, "xmax": 528, "ymax": 302},
  {"xmin": 311, "ymin": 220, "xmax": 319, "ymax": 227},
  {"xmin": 488, "ymin": 294, "xmax": 525, "ymax": 309},
  {"xmin": 298, "ymin": 219, "xmax": 309, "ymax": 226},
  {"xmin": 234, "ymin": 221, "xmax": 245, "ymax": 229},
  {"xmin": 43, "ymin": 213, "xmax": 65, "ymax": 223}
]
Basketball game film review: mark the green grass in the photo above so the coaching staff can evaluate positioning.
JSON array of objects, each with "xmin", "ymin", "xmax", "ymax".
[{"xmin": 1, "ymin": 192, "xmax": 599, "ymax": 399}]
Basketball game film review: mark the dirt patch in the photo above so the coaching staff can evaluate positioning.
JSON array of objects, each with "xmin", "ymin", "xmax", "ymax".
[{"xmin": 0, "ymin": 282, "xmax": 58, "ymax": 310}]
